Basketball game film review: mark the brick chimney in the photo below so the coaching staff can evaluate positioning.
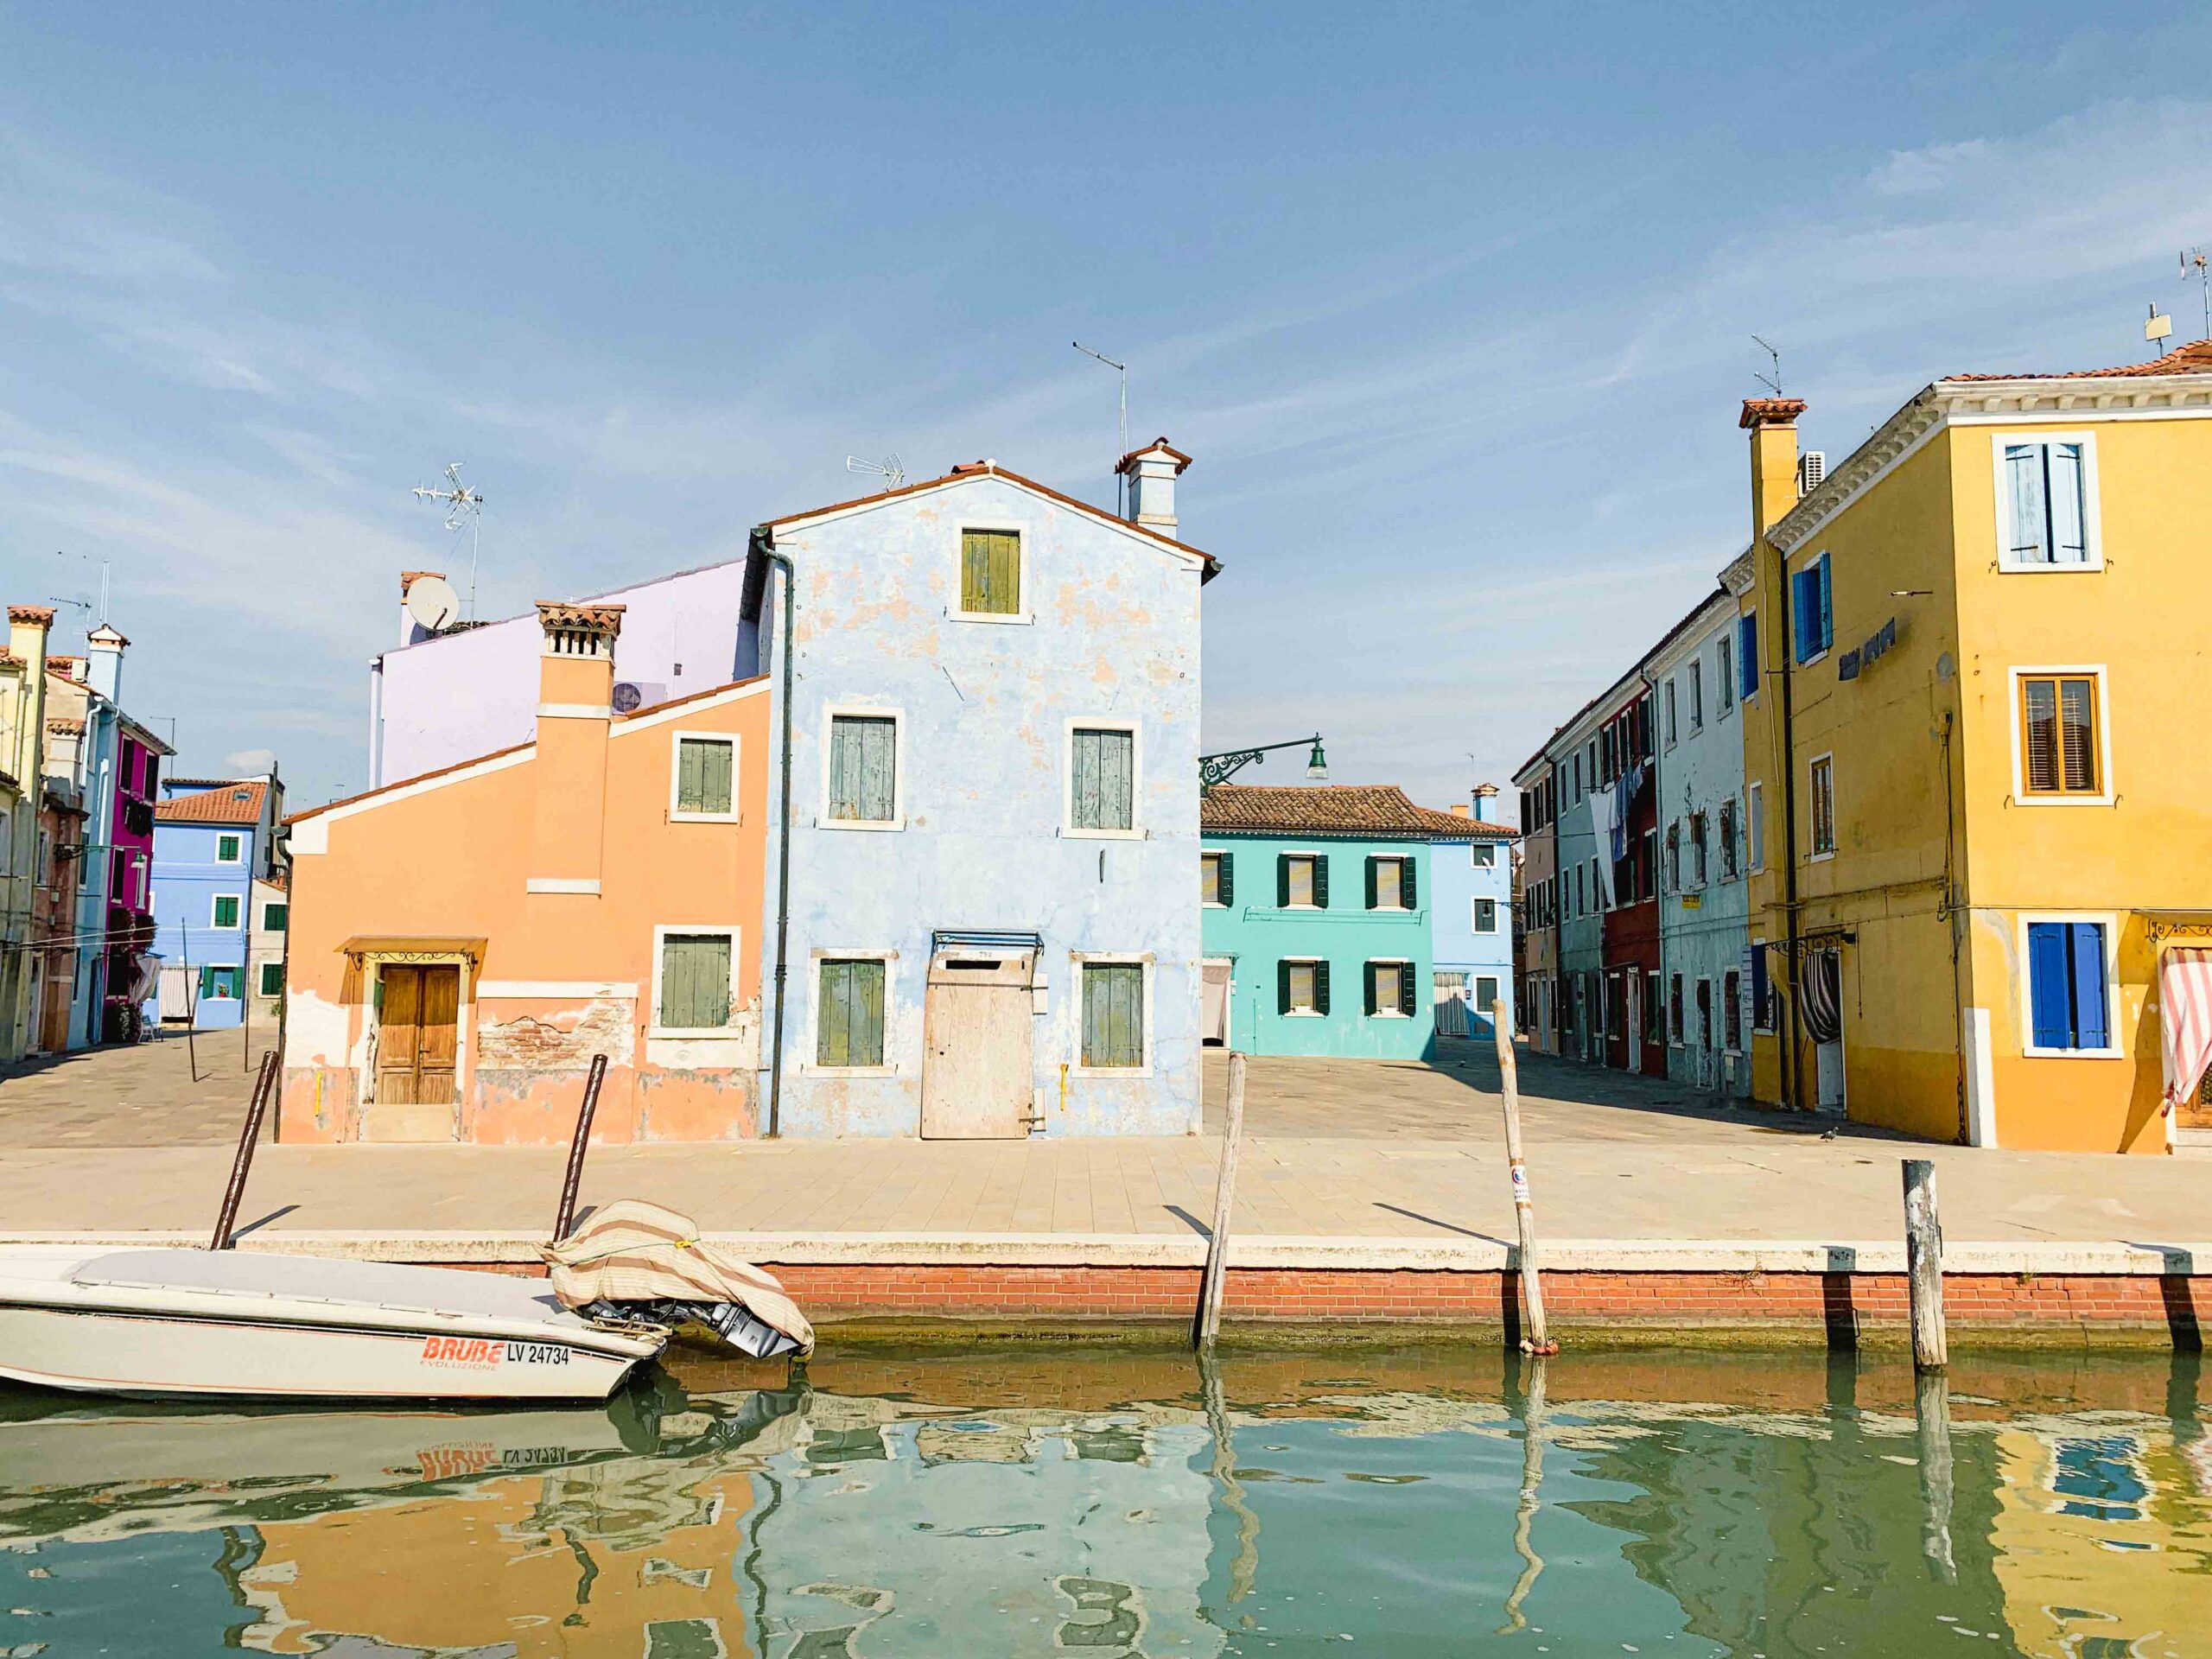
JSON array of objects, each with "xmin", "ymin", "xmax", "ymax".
[
  {"xmin": 526, "ymin": 601, "xmax": 624, "ymax": 898},
  {"xmin": 1115, "ymin": 437, "xmax": 1192, "ymax": 537},
  {"xmin": 1741, "ymin": 398, "xmax": 1807, "ymax": 540},
  {"xmin": 85, "ymin": 622, "xmax": 128, "ymax": 705}
]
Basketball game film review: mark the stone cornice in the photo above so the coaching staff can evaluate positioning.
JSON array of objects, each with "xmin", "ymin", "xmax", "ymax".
[{"xmin": 1719, "ymin": 544, "xmax": 1758, "ymax": 597}]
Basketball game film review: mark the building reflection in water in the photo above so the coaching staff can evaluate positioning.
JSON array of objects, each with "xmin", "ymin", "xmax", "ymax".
[{"xmin": 0, "ymin": 1347, "xmax": 2204, "ymax": 1657}]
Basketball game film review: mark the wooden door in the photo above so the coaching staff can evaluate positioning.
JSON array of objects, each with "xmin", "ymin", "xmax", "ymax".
[
  {"xmin": 2179, "ymin": 1074, "xmax": 2212, "ymax": 1133},
  {"xmin": 372, "ymin": 964, "xmax": 461, "ymax": 1141},
  {"xmin": 920, "ymin": 952, "xmax": 1034, "ymax": 1139}
]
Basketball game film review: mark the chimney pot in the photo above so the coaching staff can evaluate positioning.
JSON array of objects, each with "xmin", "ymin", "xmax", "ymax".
[{"xmin": 1115, "ymin": 436, "xmax": 1192, "ymax": 537}]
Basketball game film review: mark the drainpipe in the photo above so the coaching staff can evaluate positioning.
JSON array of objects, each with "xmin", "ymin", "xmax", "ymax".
[
  {"xmin": 753, "ymin": 525, "xmax": 797, "ymax": 1139},
  {"xmin": 1777, "ymin": 556, "xmax": 1803, "ymax": 1111}
]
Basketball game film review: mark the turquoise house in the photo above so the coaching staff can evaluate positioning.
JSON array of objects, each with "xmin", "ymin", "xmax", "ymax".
[{"xmin": 1199, "ymin": 784, "xmax": 1487, "ymax": 1059}]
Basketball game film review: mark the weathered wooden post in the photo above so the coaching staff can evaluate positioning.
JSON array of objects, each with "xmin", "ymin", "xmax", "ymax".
[
  {"xmin": 1495, "ymin": 1001, "xmax": 1555, "ymax": 1354},
  {"xmin": 1915, "ymin": 1367, "xmax": 1956, "ymax": 1581},
  {"xmin": 210, "ymin": 1051, "xmax": 282, "ymax": 1250},
  {"xmin": 1194, "ymin": 1051, "xmax": 1248, "ymax": 1351},
  {"xmin": 553, "ymin": 1053, "xmax": 610, "ymax": 1241},
  {"xmin": 1903, "ymin": 1159, "xmax": 1947, "ymax": 1372}
]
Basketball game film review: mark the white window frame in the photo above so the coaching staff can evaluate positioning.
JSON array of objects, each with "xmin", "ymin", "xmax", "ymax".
[
  {"xmin": 1717, "ymin": 633, "xmax": 1734, "ymax": 715},
  {"xmin": 806, "ymin": 946, "xmax": 899, "ymax": 1076},
  {"xmin": 669, "ymin": 730, "xmax": 743, "ymax": 824},
  {"xmin": 1281, "ymin": 849, "xmax": 1327, "ymax": 911},
  {"xmin": 199, "ymin": 963, "xmax": 244, "ymax": 1001},
  {"xmin": 1201, "ymin": 849, "xmax": 1231, "ymax": 908},
  {"xmin": 1370, "ymin": 854, "xmax": 1414, "ymax": 912},
  {"xmin": 1688, "ymin": 661, "xmax": 1704, "ymax": 734},
  {"xmin": 649, "ymin": 923, "xmax": 747, "ymax": 1038},
  {"xmin": 1663, "ymin": 679, "xmax": 1677, "ymax": 747},
  {"xmin": 1791, "ymin": 550, "xmax": 1832, "ymax": 669},
  {"xmin": 950, "ymin": 521, "xmax": 1033, "ymax": 625},
  {"xmin": 2014, "ymin": 911, "xmax": 2123, "ymax": 1060},
  {"xmin": 1282, "ymin": 956, "xmax": 1326, "ymax": 1018},
  {"xmin": 1472, "ymin": 896, "xmax": 1499, "ymax": 934},
  {"xmin": 210, "ymin": 892, "xmax": 244, "ymax": 930},
  {"xmin": 1746, "ymin": 782, "xmax": 1765, "ymax": 873},
  {"xmin": 1992, "ymin": 431, "xmax": 2104, "ymax": 574},
  {"xmin": 1063, "ymin": 717, "xmax": 1144, "ymax": 840},
  {"xmin": 1366, "ymin": 957, "xmax": 1415, "ymax": 1020},
  {"xmin": 259, "ymin": 899, "xmax": 288, "ymax": 931},
  {"xmin": 1071, "ymin": 950, "xmax": 1154, "ymax": 1075},
  {"xmin": 257, "ymin": 960, "xmax": 284, "ymax": 997},
  {"xmin": 1470, "ymin": 841, "xmax": 1497, "ymax": 868},
  {"xmin": 214, "ymin": 833, "xmax": 243, "ymax": 864},
  {"xmin": 2006, "ymin": 664, "xmax": 2114, "ymax": 808},
  {"xmin": 1807, "ymin": 753, "xmax": 1836, "ymax": 862},
  {"xmin": 817, "ymin": 705, "xmax": 906, "ymax": 832}
]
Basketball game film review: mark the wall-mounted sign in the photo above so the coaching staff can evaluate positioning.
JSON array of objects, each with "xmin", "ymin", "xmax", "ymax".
[{"xmin": 1837, "ymin": 616, "xmax": 1897, "ymax": 682}]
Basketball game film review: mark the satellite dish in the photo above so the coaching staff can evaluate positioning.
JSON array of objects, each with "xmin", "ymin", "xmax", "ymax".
[{"xmin": 404, "ymin": 574, "xmax": 461, "ymax": 633}]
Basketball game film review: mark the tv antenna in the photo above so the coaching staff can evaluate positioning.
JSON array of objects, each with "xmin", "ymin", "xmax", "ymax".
[
  {"xmin": 2183, "ymin": 248, "xmax": 2210, "ymax": 340},
  {"xmin": 845, "ymin": 454, "xmax": 906, "ymax": 493},
  {"xmin": 1072, "ymin": 340, "xmax": 1128, "ymax": 515},
  {"xmin": 412, "ymin": 463, "xmax": 486, "ymax": 618},
  {"xmin": 49, "ymin": 551, "xmax": 111, "ymax": 623},
  {"xmin": 1751, "ymin": 335, "xmax": 1783, "ymax": 397}
]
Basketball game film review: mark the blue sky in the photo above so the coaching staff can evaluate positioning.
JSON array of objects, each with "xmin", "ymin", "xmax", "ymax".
[{"xmin": 4, "ymin": 3, "xmax": 2211, "ymax": 810}]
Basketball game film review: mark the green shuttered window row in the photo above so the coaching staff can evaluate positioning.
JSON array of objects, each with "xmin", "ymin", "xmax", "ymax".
[
  {"xmin": 961, "ymin": 529, "xmax": 1022, "ymax": 615},
  {"xmin": 817, "ymin": 958, "xmax": 887, "ymax": 1067},
  {"xmin": 828, "ymin": 715, "xmax": 897, "ymax": 822},
  {"xmin": 676, "ymin": 736, "xmax": 735, "ymax": 816},
  {"xmin": 1082, "ymin": 963, "xmax": 1145, "ymax": 1068},
  {"xmin": 659, "ymin": 932, "xmax": 733, "ymax": 1028}
]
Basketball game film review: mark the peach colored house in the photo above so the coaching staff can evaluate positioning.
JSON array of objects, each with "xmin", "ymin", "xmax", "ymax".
[{"xmin": 279, "ymin": 600, "xmax": 771, "ymax": 1144}]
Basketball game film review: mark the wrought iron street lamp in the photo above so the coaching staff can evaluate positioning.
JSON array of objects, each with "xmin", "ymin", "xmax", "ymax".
[{"xmin": 1198, "ymin": 734, "xmax": 1328, "ymax": 791}]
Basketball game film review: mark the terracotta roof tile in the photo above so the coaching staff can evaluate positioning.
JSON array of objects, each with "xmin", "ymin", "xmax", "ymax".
[
  {"xmin": 1202, "ymin": 784, "xmax": 1517, "ymax": 840},
  {"xmin": 1944, "ymin": 336, "xmax": 2212, "ymax": 382},
  {"xmin": 156, "ymin": 781, "xmax": 268, "ymax": 826}
]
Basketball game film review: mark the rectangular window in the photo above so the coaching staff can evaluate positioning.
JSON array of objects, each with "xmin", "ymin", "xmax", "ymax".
[
  {"xmin": 1719, "ymin": 799, "xmax": 1738, "ymax": 879},
  {"xmin": 1664, "ymin": 680, "xmax": 1678, "ymax": 746},
  {"xmin": 1723, "ymin": 970, "xmax": 1742, "ymax": 1051},
  {"xmin": 1471, "ymin": 842, "xmax": 1496, "ymax": 868},
  {"xmin": 1364, "ymin": 961, "xmax": 1415, "ymax": 1018},
  {"xmin": 257, "ymin": 961, "xmax": 283, "ymax": 997},
  {"xmin": 2001, "ymin": 440, "xmax": 2090, "ymax": 566},
  {"xmin": 1695, "ymin": 979, "xmax": 1713, "ymax": 1048},
  {"xmin": 1476, "ymin": 976, "xmax": 1500, "ymax": 1018},
  {"xmin": 261, "ymin": 901, "xmax": 289, "ymax": 932},
  {"xmin": 1279, "ymin": 854, "xmax": 1327, "ymax": 909},
  {"xmin": 215, "ymin": 834, "xmax": 242, "ymax": 863},
  {"xmin": 1279, "ymin": 958, "xmax": 1328, "ymax": 1016},
  {"xmin": 198, "ymin": 964, "xmax": 242, "ymax": 1001},
  {"xmin": 1366, "ymin": 855, "xmax": 1414, "ymax": 911},
  {"xmin": 1688, "ymin": 663, "xmax": 1704, "ymax": 732},
  {"xmin": 1574, "ymin": 862, "xmax": 1586, "ymax": 917},
  {"xmin": 658, "ymin": 931, "xmax": 734, "ymax": 1029},
  {"xmin": 959, "ymin": 528, "xmax": 1022, "ymax": 614},
  {"xmin": 1750, "ymin": 943, "xmax": 1773, "ymax": 1032},
  {"xmin": 2025, "ymin": 921, "xmax": 2110, "ymax": 1052},
  {"xmin": 1747, "ymin": 783, "xmax": 1765, "ymax": 871},
  {"xmin": 1572, "ymin": 753, "xmax": 1583, "ymax": 801},
  {"xmin": 1793, "ymin": 554, "xmax": 1833, "ymax": 664},
  {"xmin": 1644, "ymin": 972, "xmax": 1664, "ymax": 1039},
  {"xmin": 1808, "ymin": 757, "xmax": 1835, "ymax": 857},
  {"xmin": 1070, "ymin": 726, "xmax": 1135, "ymax": 830},
  {"xmin": 817, "ymin": 958, "xmax": 887, "ymax": 1067},
  {"xmin": 212, "ymin": 894, "xmax": 241, "ymax": 930},
  {"xmin": 1718, "ymin": 636, "xmax": 1734, "ymax": 713},
  {"xmin": 827, "ymin": 715, "xmax": 898, "ymax": 823},
  {"xmin": 1666, "ymin": 823, "xmax": 1680, "ymax": 893},
  {"xmin": 2018, "ymin": 673, "xmax": 2102, "ymax": 798},
  {"xmin": 1201, "ymin": 851, "xmax": 1233, "ymax": 906},
  {"xmin": 1669, "ymin": 973, "xmax": 1684, "ymax": 1044},
  {"xmin": 674, "ymin": 734, "xmax": 737, "ymax": 817},
  {"xmin": 1688, "ymin": 811, "xmax": 1707, "ymax": 887},
  {"xmin": 1082, "ymin": 963, "xmax": 1146, "ymax": 1067},
  {"xmin": 1473, "ymin": 897, "xmax": 1498, "ymax": 933},
  {"xmin": 1738, "ymin": 612, "xmax": 1759, "ymax": 700}
]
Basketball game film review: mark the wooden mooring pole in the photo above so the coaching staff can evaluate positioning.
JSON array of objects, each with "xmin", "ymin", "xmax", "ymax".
[
  {"xmin": 553, "ymin": 1053, "xmax": 609, "ymax": 1242},
  {"xmin": 1194, "ymin": 1051, "xmax": 1247, "ymax": 1351},
  {"xmin": 210, "ymin": 1050, "xmax": 282, "ymax": 1250},
  {"xmin": 1495, "ymin": 1001, "xmax": 1555, "ymax": 1355},
  {"xmin": 1903, "ymin": 1158, "xmax": 1948, "ymax": 1372}
]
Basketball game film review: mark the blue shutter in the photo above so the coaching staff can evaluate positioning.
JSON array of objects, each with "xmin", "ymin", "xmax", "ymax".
[
  {"xmin": 1792, "ymin": 569, "xmax": 1813, "ymax": 663},
  {"xmin": 1738, "ymin": 613, "xmax": 1758, "ymax": 699},
  {"xmin": 2050, "ymin": 442, "xmax": 2088, "ymax": 563},
  {"xmin": 1816, "ymin": 556, "xmax": 1834, "ymax": 654},
  {"xmin": 2027, "ymin": 923, "xmax": 2073, "ymax": 1049},
  {"xmin": 2005, "ymin": 443, "xmax": 2049, "ymax": 561},
  {"xmin": 2068, "ymin": 924, "xmax": 2108, "ymax": 1050}
]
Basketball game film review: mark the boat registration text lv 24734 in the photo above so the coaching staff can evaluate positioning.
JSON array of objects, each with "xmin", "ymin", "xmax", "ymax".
[{"xmin": 419, "ymin": 1336, "xmax": 573, "ymax": 1368}]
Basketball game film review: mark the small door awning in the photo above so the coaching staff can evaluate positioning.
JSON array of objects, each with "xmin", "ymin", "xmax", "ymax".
[{"xmin": 337, "ymin": 935, "xmax": 488, "ymax": 963}]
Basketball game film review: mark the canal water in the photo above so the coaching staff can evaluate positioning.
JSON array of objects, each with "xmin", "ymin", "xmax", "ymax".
[{"xmin": 2, "ymin": 1345, "xmax": 2206, "ymax": 1657}]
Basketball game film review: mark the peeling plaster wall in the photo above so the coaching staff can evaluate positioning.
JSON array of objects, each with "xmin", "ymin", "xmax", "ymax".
[{"xmin": 761, "ymin": 476, "xmax": 1205, "ymax": 1137}]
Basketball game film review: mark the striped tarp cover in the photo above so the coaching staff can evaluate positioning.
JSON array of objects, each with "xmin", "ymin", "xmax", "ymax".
[{"xmin": 543, "ymin": 1198, "xmax": 814, "ymax": 1354}]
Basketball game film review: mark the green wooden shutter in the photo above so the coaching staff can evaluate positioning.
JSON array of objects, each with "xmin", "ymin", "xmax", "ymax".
[
  {"xmin": 677, "ymin": 737, "xmax": 707, "ymax": 811},
  {"xmin": 818, "ymin": 959, "xmax": 886, "ymax": 1065},
  {"xmin": 1363, "ymin": 963, "xmax": 1378, "ymax": 1016},
  {"xmin": 962, "ymin": 530, "xmax": 1020, "ymax": 614},
  {"xmin": 1364, "ymin": 857, "xmax": 1378, "ymax": 910},
  {"xmin": 1398, "ymin": 963, "xmax": 1417, "ymax": 1017},
  {"xmin": 1402, "ymin": 856, "xmax": 1417, "ymax": 910},
  {"xmin": 1313, "ymin": 960, "xmax": 1332, "ymax": 1015},
  {"xmin": 1276, "ymin": 855, "xmax": 1291, "ymax": 908},
  {"xmin": 1277, "ymin": 959, "xmax": 1293, "ymax": 1014},
  {"xmin": 1313, "ymin": 855, "xmax": 1330, "ymax": 909},
  {"xmin": 1218, "ymin": 850, "xmax": 1233, "ymax": 908},
  {"xmin": 830, "ymin": 717, "xmax": 896, "ymax": 821},
  {"xmin": 660, "ymin": 933, "xmax": 732, "ymax": 1027},
  {"xmin": 1071, "ymin": 728, "xmax": 1134, "ymax": 830},
  {"xmin": 264, "ymin": 903, "xmax": 289, "ymax": 933},
  {"xmin": 1083, "ymin": 963, "xmax": 1144, "ymax": 1067}
]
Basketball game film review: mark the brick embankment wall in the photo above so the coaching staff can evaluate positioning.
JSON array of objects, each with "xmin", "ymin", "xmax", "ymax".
[{"xmin": 766, "ymin": 1264, "xmax": 2212, "ymax": 1344}]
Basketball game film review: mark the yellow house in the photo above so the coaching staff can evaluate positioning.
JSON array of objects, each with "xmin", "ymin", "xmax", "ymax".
[{"xmin": 1731, "ymin": 337, "xmax": 2212, "ymax": 1152}]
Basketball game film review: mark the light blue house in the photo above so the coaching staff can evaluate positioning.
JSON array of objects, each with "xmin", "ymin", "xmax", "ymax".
[
  {"xmin": 146, "ymin": 775, "xmax": 285, "ymax": 1030},
  {"xmin": 739, "ymin": 442, "xmax": 1215, "ymax": 1138},
  {"xmin": 1428, "ymin": 784, "xmax": 1519, "ymax": 1042},
  {"xmin": 1199, "ymin": 784, "xmax": 1494, "ymax": 1060}
]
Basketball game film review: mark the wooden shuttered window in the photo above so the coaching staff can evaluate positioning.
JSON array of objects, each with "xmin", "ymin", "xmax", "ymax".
[
  {"xmin": 1792, "ymin": 557, "xmax": 1833, "ymax": 663},
  {"xmin": 817, "ymin": 958, "xmax": 886, "ymax": 1066},
  {"xmin": 1279, "ymin": 958, "xmax": 1329, "ymax": 1015},
  {"xmin": 2004, "ymin": 442, "xmax": 2089, "ymax": 564},
  {"xmin": 1737, "ymin": 613, "xmax": 1758, "ymax": 700},
  {"xmin": 2027, "ymin": 921, "xmax": 2108, "ymax": 1051},
  {"xmin": 676, "ymin": 736, "xmax": 735, "ymax": 816},
  {"xmin": 1277, "ymin": 854, "xmax": 1327, "ymax": 908},
  {"xmin": 960, "ymin": 529, "xmax": 1022, "ymax": 614},
  {"xmin": 827, "ymin": 715, "xmax": 897, "ymax": 822},
  {"xmin": 1363, "ymin": 962, "xmax": 1416, "ymax": 1017},
  {"xmin": 1202, "ymin": 851, "xmax": 1234, "ymax": 906},
  {"xmin": 658, "ymin": 932, "xmax": 734, "ymax": 1029},
  {"xmin": 213, "ymin": 895, "xmax": 241, "ymax": 929},
  {"xmin": 257, "ymin": 962, "xmax": 283, "ymax": 997},
  {"xmin": 1081, "ymin": 963, "xmax": 1145, "ymax": 1068},
  {"xmin": 1364, "ymin": 855, "xmax": 1416, "ymax": 911},
  {"xmin": 1071, "ymin": 727, "xmax": 1135, "ymax": 830},
  {"xmin": 1808, "ymin": 757, "xmax": 1836, "ymax": 855},
  {"xmin": 2019, "ymin": 674, "xmax": 2101, "ymax": 797}
]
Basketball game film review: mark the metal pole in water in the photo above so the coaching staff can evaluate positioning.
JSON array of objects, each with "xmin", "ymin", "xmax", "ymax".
[
  {"xmin": 1495, "ymin": 1001, "xmax": 1555, "ymax": 1354},
  {"xmin": 553, "ymin": 1052, "xmax": 609, "ymax": 1242},
  {"xmin": 210, "ymin": 1050, "xmax": 281, "ymax": 1250},
  {"xmin": 1904, "ymin": 1158, "xmax": 1948, "ymax": 1371},
  {"xmin": 1194, "ymin": 1051, "xmax": 1247, "ymax": 1351}
]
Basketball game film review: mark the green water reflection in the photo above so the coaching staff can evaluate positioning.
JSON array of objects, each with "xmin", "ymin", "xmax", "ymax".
[{"xmin": 1, "ymin": 1347, "xmax": 2206, "ymax": 1656}]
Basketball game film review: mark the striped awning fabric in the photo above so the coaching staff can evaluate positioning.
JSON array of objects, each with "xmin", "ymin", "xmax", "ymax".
[{"xmin": 2159, "ymin": 949, "xmax": 2212, "ymax": 1116}]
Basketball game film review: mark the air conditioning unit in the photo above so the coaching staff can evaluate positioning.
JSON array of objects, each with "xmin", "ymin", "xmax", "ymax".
[
  {"xmin": 1798, "ymin": 450, "xmax": 1827, "ymax": 493},
  {"xmin": 611, "ymin": 682, "xmax": 667, "ymax": 715}
]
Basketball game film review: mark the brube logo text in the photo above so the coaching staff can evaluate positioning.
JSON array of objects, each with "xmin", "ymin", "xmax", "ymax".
[{"xmin": 419, "ymin": 1337, "xmax": 572, "ymax": 1367}]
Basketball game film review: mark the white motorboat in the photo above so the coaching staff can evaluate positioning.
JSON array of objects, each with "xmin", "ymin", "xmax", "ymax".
[{"xmin": 0, "ymin": 1247, "xmax": 664, "ymax": 1402}]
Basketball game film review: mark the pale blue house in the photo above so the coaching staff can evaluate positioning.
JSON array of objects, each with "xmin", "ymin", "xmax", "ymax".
[
  {"xmin": 1428, "ymin": 785, "xmax": 1519, "ymax": 1042},
  {"xmin": 145, "ymin": 776, "xmax": 284, "ymax": 1031},
  {"xmin": 741, "ymin": 442, "xmax": 1216, "ymax": 1138}
]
